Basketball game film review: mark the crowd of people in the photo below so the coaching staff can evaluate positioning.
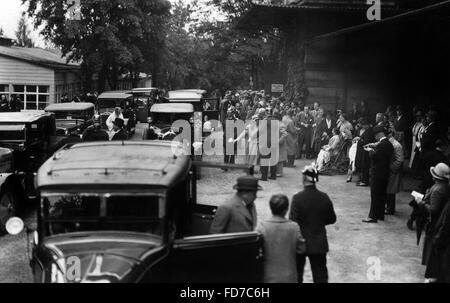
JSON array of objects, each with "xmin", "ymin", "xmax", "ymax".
[{"xmin": 217, "ymin": 90, "xmax": 450, "ymax": 283}]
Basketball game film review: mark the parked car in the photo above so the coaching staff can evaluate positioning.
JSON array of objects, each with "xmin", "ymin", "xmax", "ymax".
[
  {"xmin": 127, "ymin": 88, "xmax": 166, "ymax": 123},
  {"xmin": 5, "ymin": 141, "xmax": 262, "ymax": 283},
  {"xmin": 167, "ymin": 89, "xmax": 220, "ymax": 121},
  {"xmin": 44, "ymin": 103, "xmax": 95, "ymax": 137},
  {"xmin": 144, "ymin": 103, "xmax": 195, "ymax": 142},
  {"xmin": 97, "ymin": 91, "xmax": 137, "ymax": 135},
  {"xmin": 0, "ymin": 112, "xmax": 66, "ymax": 232}
]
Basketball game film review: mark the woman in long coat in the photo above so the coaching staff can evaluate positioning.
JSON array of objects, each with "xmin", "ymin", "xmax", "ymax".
[
  {"xmin": 282, "ymin": 110, "xmax": 298, "ymax": 167},
  {"xmin": 277, "ymin": 119, "xmax": 288, "ymax": 177},
  {"xmin": 386, "ymin": 134, "xmax": 405, "ymax": 214},
  {"xmin": 430, "ymin": 201, "xmax": 450, "ymax": 282},
  {"xmin": 415, "ymin": 163, "xmax": 450, "ymax": 280}
]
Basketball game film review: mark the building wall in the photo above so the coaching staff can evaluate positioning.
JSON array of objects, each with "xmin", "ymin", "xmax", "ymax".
[
  {"xmin": 304, "ymin": 38, "xmax": 390, "ymax": 120},
  {"xmin": 0, "ymin": 55, "xmax": 55, "ymax": 109}
]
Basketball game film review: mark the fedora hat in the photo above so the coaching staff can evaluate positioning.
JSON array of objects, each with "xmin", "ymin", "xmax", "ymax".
[
  {"xmin": 233, "ymin": 176, "xmax": 262, "ymax": 191},
  {"xmin": 430, "ymin": 163, "xmax": 450, "ymax": 181}
]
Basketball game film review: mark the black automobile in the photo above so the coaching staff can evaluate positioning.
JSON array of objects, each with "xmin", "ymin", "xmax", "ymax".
[
  {"xmin": 44, "ymin": 103, "xmax": 95, "ymax": 137},
  {"xmin": 5, "ymin": 141, "xmax": 262, "ymax": 283},
  {"xmin": 0, "ymin": 112, "xmax": 66, "ymax": 232},
  {"xmin": 144, "ymin": 103, "xmax": 195, "ymax": 141},
  {"xmin": 97, "ymin": 91, "xmax": 137, "ymax": 135}
]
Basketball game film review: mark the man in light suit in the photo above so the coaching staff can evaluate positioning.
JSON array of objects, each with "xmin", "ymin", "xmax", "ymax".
[
  {"xmin": 258, "ymin": 195, "xmax": 306, "ymax": 283},
  {"xmin": 210, "ymin": 176, "xmax": 262, "ymax": 234}
]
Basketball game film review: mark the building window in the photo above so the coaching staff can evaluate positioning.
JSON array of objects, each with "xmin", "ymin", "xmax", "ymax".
[
  {"xmin": 0, "ymin": 84, "xmax": 10, "ymax": 100},
  {"xmin": 13, "ymin": 85, "xmax": 50, "ymax": 110}
]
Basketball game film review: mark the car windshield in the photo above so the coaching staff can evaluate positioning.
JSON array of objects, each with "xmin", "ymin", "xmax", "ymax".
[
  {"xmin": 152, "ymin": 113, "xmax": 193, "ymax": 126},
  {"xmin": 41, "ymin": 194, "xmax": 164, "ymax": 237},
  {"xmin": 98, "ymin": 99, "xmax": 125, "ymax": 110},
  {"xmin": 54, "ymin": 110, "xmax": 93, "ymax": 121},
  {"xmin": 0, "ymin": 125, "xmax": 26, "ymax": 142}
]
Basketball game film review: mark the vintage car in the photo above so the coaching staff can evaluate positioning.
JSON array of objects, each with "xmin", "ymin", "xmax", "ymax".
[
  {"xmin": 97, "ymin": 91, "xmax": 137, "ymax": 135},
  {"xmin": 44, "ymin": 103, "xmax": 95, "ymax": 137},
  {"xmin": 168, "ymin": 89, "xmax": 220, "ymax": 121},
  {"xmin": 127, "ymin": 88, "xmax": 166, "ymax": 123},
  {"xmin": 0, "ymin": 112, "xmax": 66, "ymax": 233},
  {"xmin": 6, "ymin": 141, "xmax": 262, "ymax": 283},
  {"xmin": 144, "ymin": 103, "xmax": 195, "ymax": 142}
]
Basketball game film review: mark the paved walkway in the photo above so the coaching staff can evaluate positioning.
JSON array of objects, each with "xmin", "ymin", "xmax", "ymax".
[{"xmin": 198, "ymin": 157, "xmax": 425, "ymax": 283}]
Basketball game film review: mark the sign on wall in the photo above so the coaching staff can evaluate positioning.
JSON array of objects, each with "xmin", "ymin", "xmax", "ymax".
[{"xmin": 271, "ymin": 84, "xmax": 284, "ymax": 93}]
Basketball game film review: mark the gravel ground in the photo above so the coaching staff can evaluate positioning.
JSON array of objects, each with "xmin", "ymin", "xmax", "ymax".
[{"xmin": 0, "ymin": 124, "xmax": 425, "ymax": 283}]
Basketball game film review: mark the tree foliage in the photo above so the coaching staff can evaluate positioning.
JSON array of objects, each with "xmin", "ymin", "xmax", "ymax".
[
  {"xmin": 23, "ymin": 0, "xmax": 171, "ymax": 91},
  {"xmin": 16, "ymin": 14, "xmax": 35, "ymax": 48},
  {"xmin": 158, "ymin": 0, "xmax": 283, "ymax": 94}
]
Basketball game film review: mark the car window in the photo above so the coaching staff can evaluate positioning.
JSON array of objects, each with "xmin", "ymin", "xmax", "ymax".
[
  {"xmin": 42, "ymin": 194, "xmax": 164, "ymax": 236},
  {"xmin": 54, "ymin": 111, "xmax": 85, "ymax": 120}
]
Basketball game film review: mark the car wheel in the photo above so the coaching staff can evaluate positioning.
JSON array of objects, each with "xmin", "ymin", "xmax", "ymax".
[{"xmin": 0, "ymin": 190, "xmax": 18, "ymax": 235}]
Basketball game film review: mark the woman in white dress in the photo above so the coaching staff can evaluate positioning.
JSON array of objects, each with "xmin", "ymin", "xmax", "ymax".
[
  {"xmin": 316, "ymin": 128, "xmax": 341, "ymax": 172},
  {"xmin": 233, "ymin": 115, "xmax": 260, "ymax": 170}
]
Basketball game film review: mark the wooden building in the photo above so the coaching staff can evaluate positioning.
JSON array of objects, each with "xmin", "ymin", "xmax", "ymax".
[
  {"xmin": 237, "ymin": 0, "xmax": 448, "ymax": 116},
  {"xmin": 0, "ymin": 36, "xmax": 81, "ymax": 110}
]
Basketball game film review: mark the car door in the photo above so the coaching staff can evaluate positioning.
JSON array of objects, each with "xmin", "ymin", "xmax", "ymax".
[{"xmin": 168, "ymin": 232, "xmax": 264, "ymax": 283}]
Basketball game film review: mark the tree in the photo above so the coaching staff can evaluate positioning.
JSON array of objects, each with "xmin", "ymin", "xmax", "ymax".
[
  {"xmin": 23, "ymin": 0, "xmax": 171, "ymax": 91},
  {"xmin": 0, "ymin": 27, "xmax": 4, "ymax": 36},
  {"xmin": 16, "ymin": 14, "xmax": 35, "ymax": 47}
]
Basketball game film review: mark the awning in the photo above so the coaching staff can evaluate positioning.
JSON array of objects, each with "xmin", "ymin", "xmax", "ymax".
[{"xmin": 307, "ymin": 0, "xmax": 450, "ymax": 44}]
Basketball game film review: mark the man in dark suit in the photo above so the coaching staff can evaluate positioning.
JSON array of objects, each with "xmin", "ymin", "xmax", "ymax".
[
  {"xmin": 290, "ymin": 166, "xmax": 337, "ymax": 283},
  {"xmin": 317, "ymin": 111, "xmax": 336, "ymax": 141},
  {"xmin": 210, "ymin": 176, "xmax": 262, "ymax": 234},
  {"xmin": 363, "ymin": 126, "xmax": 394, "ymax": 223},
  {"xmin": 355, "ymin": 119, "xmax": 375, "ymax": 186},
  {"xmin": 297, "ymin": 106, "xmax": 315, "ymax": 159},
  {"xmin": 421, "ymin": 140, "xmax": 450, "ymax": 192},
  {"xmin": 111, "ymin": 118, "xmax": 128, "ymax": 141},
  {"xmin": 421, "ymin": 110, "xmax": 440, "ymax": 154}
]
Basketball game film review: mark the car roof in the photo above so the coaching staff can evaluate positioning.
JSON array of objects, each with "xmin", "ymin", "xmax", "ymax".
[
  {"xmin": 151, "ymin": 103, "xmax": 194, "ymax": 113},
  {"xmin": 97, "ymin": 91, "xmax": 133, "ymax": 100},
  {"xmin": 37, "ymin": 141, "xmax": 191, "ymax": 191},
  {"xmin": 0, "ymin": 111, "xmax": 53, "ymax": 123},
  {"xmin": 168, "ymin": 90, "xmax": 206, "ymax": 103},
  {"xmin": 45, "ymin": 102, "xmax": 95, "ymax": 112},
  {"xmin": 128, "ymin": 87, "xmax": 159, "ymax": 94}
]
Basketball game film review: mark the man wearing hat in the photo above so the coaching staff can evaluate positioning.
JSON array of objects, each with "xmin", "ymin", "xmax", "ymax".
[
  {"xmin": 210, "ymin": 176, "xmax": 262, "ymax": 234},
  {"xmin": 110, "ymin": 118, "xmax": 128, "ymax": 141},
  {"xmin": 363, "ymin": 125, "xmax": 394, "ymax": 223},
  {"xmin": 289, "ymin": 166, "xmax": 337, "ymax": 283}
]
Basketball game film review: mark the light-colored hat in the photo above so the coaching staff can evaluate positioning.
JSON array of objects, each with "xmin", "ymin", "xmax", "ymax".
[{"xmin": 430, "ymin": 163, "xmax": 450, "ymax": 181}]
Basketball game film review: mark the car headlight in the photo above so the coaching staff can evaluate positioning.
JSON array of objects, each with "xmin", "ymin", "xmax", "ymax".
[{"xmin": 189, "ymin": 117, "xmax": 194, "ymax": 124}]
